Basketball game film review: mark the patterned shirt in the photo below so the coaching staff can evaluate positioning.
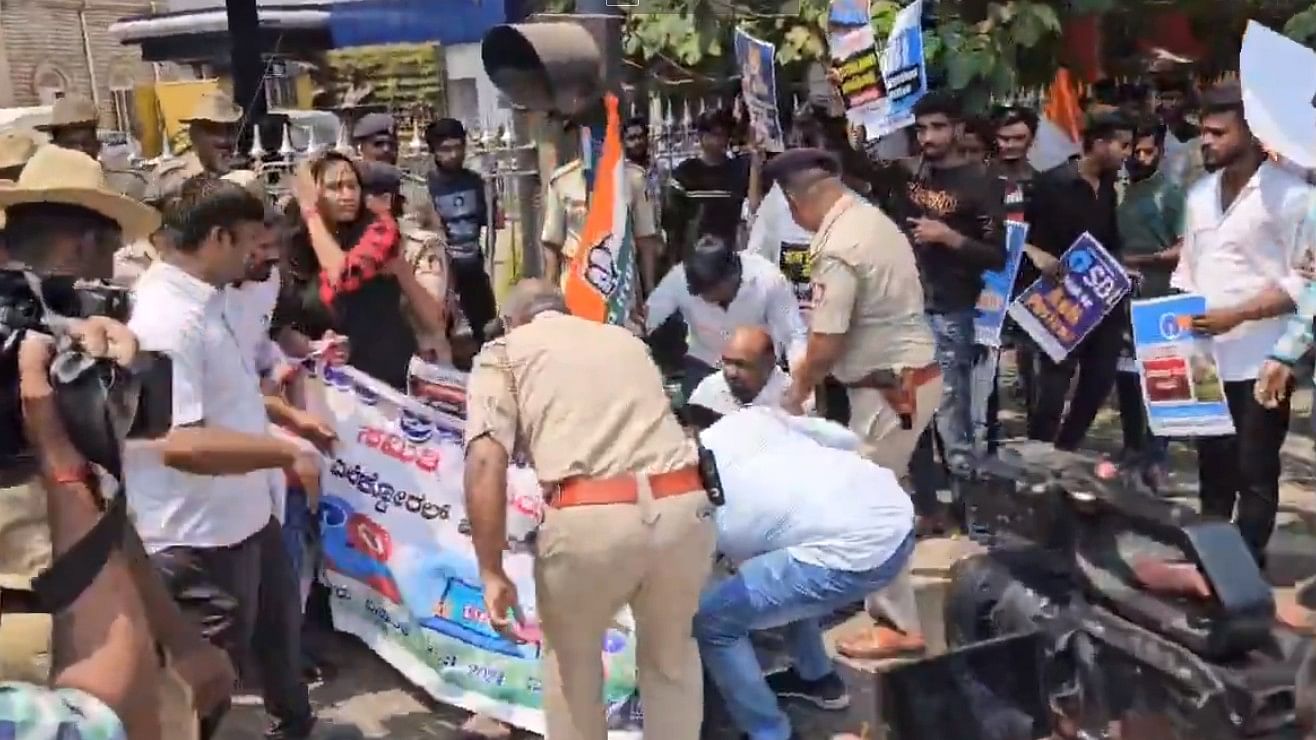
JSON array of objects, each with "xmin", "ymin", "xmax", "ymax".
[{"xmin": 0, "ymin": 682, "xmax": 125, "ymax": 739}]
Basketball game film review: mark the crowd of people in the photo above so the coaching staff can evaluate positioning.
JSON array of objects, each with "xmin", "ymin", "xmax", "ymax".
[{"xmin": 2, "ymin": 55, "xmax": 1316, "ymax": 740}]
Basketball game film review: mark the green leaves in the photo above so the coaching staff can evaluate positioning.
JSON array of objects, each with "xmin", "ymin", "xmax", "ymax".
[{"xmin": 1284, "ymin": 3, "xmax": 1316, "ymax": 46}]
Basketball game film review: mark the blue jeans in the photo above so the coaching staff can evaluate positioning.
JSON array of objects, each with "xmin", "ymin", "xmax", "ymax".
[
  {"xmin": 282, "ymin": 487, "xmax": 314, "ymax": 608},
  {"xmin": 926, "ymin": 310, "xmax": 975, "ymax": 470},
  {"xmin": 969, "ymin": 346, "xmax": 1000, "ymax": 456},
  {"xmin": 694, "ymin": 535, "xmax": 915, "ymax": 740}
]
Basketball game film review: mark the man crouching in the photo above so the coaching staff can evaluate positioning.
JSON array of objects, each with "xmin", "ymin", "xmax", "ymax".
[{"xmin": 692, "ymin": 406, "xmax": 915, "ymax": 740}]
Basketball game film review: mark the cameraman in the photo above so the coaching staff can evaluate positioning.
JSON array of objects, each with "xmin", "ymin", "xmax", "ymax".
[{"xmin": 0, "ymin": 146, "xmax": 233, "ymax": 737}]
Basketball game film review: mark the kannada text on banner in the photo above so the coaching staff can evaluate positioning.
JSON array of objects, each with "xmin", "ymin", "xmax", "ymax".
[
  {"xmin": 1129, "ymin": 294, "xmax": 1235, "ymax": 437},
  {"xmin": 303, "ymin": 358, "xmax": 644, "ymax": 737},
  {"xmin": 974, "ymin": 220, "xmax": 1028, "ymax": 348},
  {"xmin": 1007, "ymin": 232, "xmax": 1132, "ymax": 363}
]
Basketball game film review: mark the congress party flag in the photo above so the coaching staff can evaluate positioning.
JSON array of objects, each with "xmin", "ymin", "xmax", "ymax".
[{"xmin": 564, "ymin": 93, "xmax": 637, "ymax": 326}]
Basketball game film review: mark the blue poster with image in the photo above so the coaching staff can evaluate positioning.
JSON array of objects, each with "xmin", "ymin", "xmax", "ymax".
[
  {"xmin": 1130, "ymin": 294, "xmax": 1235, "ymax": 437},
  {"xmin": 974, "ymin": 221, "xmax": 1028, "ymax": 347},
  {"xmin": 870, "ymin": 0, "xmax": 928, "ymax": 137},
  {"xmin": 1006, "ymin": 232, "xmax": 1132, "ymax": 363}
]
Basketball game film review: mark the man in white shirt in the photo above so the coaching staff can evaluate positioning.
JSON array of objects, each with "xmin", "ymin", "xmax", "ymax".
[
  {"xmin": 1169, "ymin": 82, "xmax": 1311, "ymax": 567},
  {"xmin": 686, "ymin": 327, "xmax": 793, "ymax": 419},
  {"xmin": 692, "ymin": 406, "xmax": 915, "ymax": 740},
  {"xmin": 646, "ymin": 234, "xmax": 806, "ymax": 400},
  {"xmin": 128, "ymin": 177, "xmax": 317, "ymax": 738}
]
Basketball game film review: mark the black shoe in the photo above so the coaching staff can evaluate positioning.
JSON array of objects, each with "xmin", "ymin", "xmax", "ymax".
[{"xmin": 765, "ymin": 668, "xmax": 850, "ymax": 710}]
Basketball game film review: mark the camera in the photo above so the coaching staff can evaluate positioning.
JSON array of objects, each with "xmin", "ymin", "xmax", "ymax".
[{"xmin": 0, "ymin": 268, "xmax": 172, "ymax": 475}]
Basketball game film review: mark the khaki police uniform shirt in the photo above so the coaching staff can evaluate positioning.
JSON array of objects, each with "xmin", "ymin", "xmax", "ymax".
[
  {"xmin": 465, "ymin": 310, "xmax": 696, "ymax": 482},
  {"xmin": 399, "ymin": 214, "xmax": 455, "ymax": 361},
  {"xmin": 147, "ymin": 151, "xmax": 206, "ymax": 204},
  {"xmin": 808, "ymin": 194, "xmax": 935, "ymax": 383},
  {"xmin": 0, "ymin": 471, "xmax": 52, "ymax": 682},
  {"xmin": 540, "ymin": 159, "xmax": 659, "ymax": 260}
]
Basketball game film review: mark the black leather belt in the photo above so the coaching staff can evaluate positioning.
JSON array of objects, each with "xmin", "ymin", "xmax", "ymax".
[{"xmin": 0, "ymin": 494, "xmax": 126, "ymax": 617}]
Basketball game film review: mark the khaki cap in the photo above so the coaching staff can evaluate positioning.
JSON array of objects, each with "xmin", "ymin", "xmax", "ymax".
[
  {"xmin": 36, "ymin": 96, "xmax": 99, "ymax": 131},
  {"xmin": 0, "ymin": 131, "xmax": 39, "ymax": 171},
  {"xmin": 220, "ymin": 169, "xmax": 266, "ymax": 200},
  {"xmin": 0, "ymin": 145, "xmax": 161, "ymax": 241},
  {"xmin": 180, "ymin": 90, "xmax": 244, "ymax": 125}
]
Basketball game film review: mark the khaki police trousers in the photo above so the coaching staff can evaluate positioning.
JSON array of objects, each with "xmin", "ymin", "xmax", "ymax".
[
  {"xmin": 534, "ymin": 481, "xmax": 716, "ymax": 740},
  {"xmin": 847, "ymin": 379, "xmax": 943, "ymax": 635}
]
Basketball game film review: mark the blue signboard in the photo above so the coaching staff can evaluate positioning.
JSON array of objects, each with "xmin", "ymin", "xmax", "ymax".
[
  {"xmin": 1006, "ymin": 232, "xmax": 1132, "ymax": 363},
  {"xmin": 329, "ymin": 0, "xmax": 511, "ymax": 47}
]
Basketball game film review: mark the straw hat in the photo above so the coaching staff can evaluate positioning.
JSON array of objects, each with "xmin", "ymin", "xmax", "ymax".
[
  {"xmin": 0, "ymin": 145, "xmax": 161, "ymax": 241},
  {"xmin": 36, "ymin": 96, "xmax": 99, "ymax": 131},
  {"xmin": 180, "ymin": 91, "xmax": 243, "ymax": 125},
  {"xmin": 0, "ymin": 130, "xmax": 39, "ymax": 172}
]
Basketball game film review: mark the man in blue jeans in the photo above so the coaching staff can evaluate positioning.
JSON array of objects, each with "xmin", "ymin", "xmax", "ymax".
[{"xmin": 693, "ymin": 406, "xmax": 916, "ymax": 740}]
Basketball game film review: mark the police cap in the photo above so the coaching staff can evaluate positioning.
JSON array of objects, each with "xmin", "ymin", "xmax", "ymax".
[
  {"xmin": 762, "ymin": 147, "xmax": 841, "ymax": 188},
  {"xmin": 353, "ymin": 113, "xmax": 396, "ymax": 141}
]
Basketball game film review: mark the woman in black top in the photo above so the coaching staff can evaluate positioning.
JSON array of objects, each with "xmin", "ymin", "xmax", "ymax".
[{"xmin": 276, "ymin": 152, "xmax": 446, "ymax": 390}]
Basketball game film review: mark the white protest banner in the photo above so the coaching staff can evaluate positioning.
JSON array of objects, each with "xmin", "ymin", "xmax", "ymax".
[
  {"xmin": 302, "ymin": 358, "xmax": 643, "ymax": 737},
  {"xmin": 828, "ymin": 0, "xmax": 887, "ymax": 128}
]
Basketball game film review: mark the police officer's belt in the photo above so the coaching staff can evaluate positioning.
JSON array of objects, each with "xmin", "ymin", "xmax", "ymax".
[
  {"xmin": 0, "ymin": 493, "xmax": 126, "ymax": 617},
  {"xmin": 550, "ymin": 465, "xmax": 703, "ymax": 508},
  {"xmin": 844, "ymin": 363, "xmax": 941, "ymax": 427}
]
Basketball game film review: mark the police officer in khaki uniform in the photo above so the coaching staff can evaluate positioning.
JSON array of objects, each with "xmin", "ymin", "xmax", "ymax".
[
  {"xmin": 770, "ymin": 149, "xmax": 941, "ymax": 661},
  {"xmin": 147, "ymin": 90, "xmax": 244, "ymax": 205},
  {"xmin": 541, "ymin": 152, "xmax": 665, "ymax": 295},
  {"xmin": 465, "ymin": 279, "xmax": 714, "ymax": 740},
  {"xmin": 37, "ymin": 96, "xmax": 101, "ymax": 159}
]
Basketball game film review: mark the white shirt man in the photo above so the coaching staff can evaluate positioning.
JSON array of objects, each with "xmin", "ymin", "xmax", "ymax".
[
  {"xmin": 701, "ymin": 406, "xmax": 913, "ymax": 569},
  {"xmin": 692, "ymin": 406, "xmax": 915, "ymax": 736},
  {"xmin": 645, "ymin": 251, "xmax": 807, "ymax": 367},
  {"xmin": 688, "ymin": 365, "xmax": 792, "ymax": 416},
  {"xmin": 126, "ymin": 261, "xmax": 273, "ymax": 552},
  {"xmin": 1170, "ymin": 161, "xmax": 1310, "ymax": 382},
  {"xmin": 746, "ymin": 183, "xmax": 817, "ymax": 315}
]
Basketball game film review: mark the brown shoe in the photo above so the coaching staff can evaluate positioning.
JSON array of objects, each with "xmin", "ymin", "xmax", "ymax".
[{"xmin": 836, "ymin": 626, "xmax": 926, "ymax": 660}]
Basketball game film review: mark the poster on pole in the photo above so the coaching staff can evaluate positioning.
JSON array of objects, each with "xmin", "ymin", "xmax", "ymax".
[
  {"xmin": 1007, "ymin": 232, "xmax": 1132, "ymax": 363},
  {"xmin": 304, "ymin": 359, "xmax": 643, "ymax": 737},
  {"xmin": 974, "ymin": 220, "xmax": 1028, "ymax": 348},
  {"xmin": 869, "ymin": 0, "xmax": 928, "ymax": 138},
  {"xmin": 734, "ymin": 28, "xmax": 785, "ymax": 152},
  {"xmin": 827, "ymin": 0, "xmax": 887, "ymax": 127},
  {"xmin": 1130, "ymin": 294, "xmax": 1235, "ymax": 437}
]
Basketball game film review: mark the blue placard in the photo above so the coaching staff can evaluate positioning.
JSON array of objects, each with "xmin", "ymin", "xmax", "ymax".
[
  {"xmin": 1129, "ymin": 294, "xmax": 1235, "ymax": 437},
  {"xmin": 974, "ymin": 220, "xmax": 1028, "ymax": 348},
  {"xmin": 1006, "ymin": 232, "xmax": 1132, "ymax": 363}
]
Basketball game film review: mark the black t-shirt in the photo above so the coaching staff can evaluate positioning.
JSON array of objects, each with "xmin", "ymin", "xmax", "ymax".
[
  {"xmin": 885, "ymin": 159, "xmax": 1006, "ymax": 313},
  {"xmin": 1018, "ymin": 161, "xmax": 1121, "ymax": 295},
  {"xmin": 427, "ymin": 167, "xmax": 489, "ymax": 264},
  {"xmin": 664, "ymin": 155, "xmax": 749, "ymax": 256}
]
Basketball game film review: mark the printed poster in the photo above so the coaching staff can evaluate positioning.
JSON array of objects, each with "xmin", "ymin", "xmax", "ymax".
[
  {"xmin": 1007, "ymin": 232, "xmax": 1132, "ymax": 363},
  {"xmin": 734, "ymin": 29, "xmax": 786, "ymax": 151},
  {"xmin": 870, "ymin": 0, "xmax": 928, "ymax": 139},
  {"xmin": 827, "ymin": 0, "xmax": 887, "ymax": 127},
  {"xmin": 974, "ymin": 220, "xmax": 1028, "ymax": 348},
  {"xmin": 303, "ymin": 359, "xmax": 642, "ymax": 737},
  {"xmin": 1130, "ymin": 294, "xmax": 1235, "ymax": 437},
  {"xmin": 564, "ymin": 93, "xmax": 637, "ymax": 326}
]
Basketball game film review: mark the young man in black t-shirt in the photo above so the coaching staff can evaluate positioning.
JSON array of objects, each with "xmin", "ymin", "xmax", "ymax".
[
  {"xmin": 424, "ymin": 118, "xmax": 497, "ymax": 345},
  {"xmin": 664, "ymin": 110, "xmax": 749, "ymax": 259},
  {"xmin": 891, "ymin": 94, "xmax": 1006, "ymax": 505}
]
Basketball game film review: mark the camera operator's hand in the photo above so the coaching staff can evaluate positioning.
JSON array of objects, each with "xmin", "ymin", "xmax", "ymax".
[
  {"xmin": 68, "ymin": 316, "xmax": 140, "ymax": 368},
  {"xmin": 169, "ymin": 639, "xmax": 237, "ymax": 716},
  {"xmin": 17, "ymin": 333, "xmax": 82, "ymax": 472}
]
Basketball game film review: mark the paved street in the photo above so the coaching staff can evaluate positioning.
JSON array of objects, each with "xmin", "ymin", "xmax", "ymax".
[{"xmin": 220, "ymin": 378, "xmax": 1316, "ymax": 739}]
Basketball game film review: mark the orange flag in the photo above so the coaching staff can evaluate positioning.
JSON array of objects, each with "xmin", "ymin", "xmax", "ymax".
[
  {"xmin": 563, "ymin": 93, "xmax": 636, "ymax": 325},
  {"xmin": 1045, "ymin": 67, "xmax": 1084, "ymax": 144}
]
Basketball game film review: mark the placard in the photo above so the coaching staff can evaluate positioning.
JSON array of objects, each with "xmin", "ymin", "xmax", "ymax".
[{"xmin": 1129, "ymin": 294, "xmax": 1235, "ymax": 437}]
